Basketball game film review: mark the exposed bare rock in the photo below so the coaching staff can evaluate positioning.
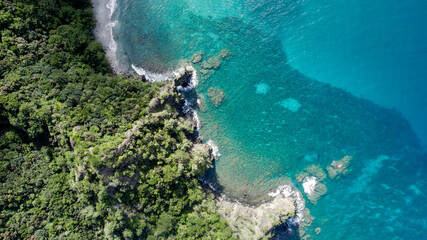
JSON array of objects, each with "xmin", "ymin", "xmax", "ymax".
[
  {"xmin": 74, "ymin": 165, "xmax": 87, "ymax": 181},
  {"xmin": 216, "ymin": 194, "xmax": 295, "ymax": 240},
  {"xmin": 297, "ymin": 165, "xmax": 328, "ymax": 204},
  {"xmin": 327, "ymin": 155, "xmax": 352, "ymax": 179}
]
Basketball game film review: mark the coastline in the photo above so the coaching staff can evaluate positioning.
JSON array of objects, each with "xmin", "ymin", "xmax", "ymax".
[
  {"xmin": 5, "ymin": 0, "xmax": 426, "ymax": 239},
  {"xmin": 200, "ymin": 179, "xmax": 306, "ymax": 239},
  {"xmin": 91, "ymin": 0, "xmax": 125, "ymax": 73},
  {"xmin": 89, "ymin": 1, "xmax": 306, "ymax": 238}
]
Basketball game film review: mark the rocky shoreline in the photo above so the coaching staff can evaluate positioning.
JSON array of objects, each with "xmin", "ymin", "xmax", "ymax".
[
  {"xmin": 171, "ymin": 65, "xmax": 305, "ymax": 240},
  {"xmin": 90, "ymin": 1, "xmax": 304, "ymax": 237}
]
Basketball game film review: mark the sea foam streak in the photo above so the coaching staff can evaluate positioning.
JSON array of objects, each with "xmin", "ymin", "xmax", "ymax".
[
  {"xmin": 92, "ymin": 0, "xmax": 123, "ymax": 73},
  {"xmin": 131, "ymin": 64, "xmax": 176, "ymax": 82},
  {"xmin": 132, "ymin": 64, "xmax": 199, "ymax": 92}
]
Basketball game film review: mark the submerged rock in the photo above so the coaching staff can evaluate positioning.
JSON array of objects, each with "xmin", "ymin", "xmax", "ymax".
[
  {"xmin": 255, "ymin": 82, "xmax": 270, "ymax": 94},
  {"xmin": 298, "ymin": 165, "xmax": 328, "ymax": 204},
  {"xmin": 305, "ymin": 180, "xmax": 327, "ymax": 205},
  {"xmin": 199, "ymin": 48, "xmax": 230, "ymax": 70},
  {"xmin": 219, "ymin": 48, "xmax": 230, "ymax": 58},
  {"xmin": 201, "ymin": 56, "xmax": 222, "ymax": 69},
  {"xmin": 199, "ymin": 69, "xmax": 209, "ymax": 75},
  {"xmin": 296, "ymin": 165, "xmax": 327, "ymax": 183},
  {"xmin": 197, "ymin": 94, "xmax": 207, "ymax": 112},
  {"xmin": 327, "ymin": 155, "xmax": 352, "ymax": 179},
  {"xmin": 191, "ymin": 50, "xmax": 204, "ymax": 63},
  {"xmin": 208, "ymin": 87, "xmax": 226, "ymax": 107}
]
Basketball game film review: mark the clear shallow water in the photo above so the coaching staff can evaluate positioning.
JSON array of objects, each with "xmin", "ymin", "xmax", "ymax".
[{"xmin": 109, "ymin": 0, "xmax": 427, "ymax": 239}]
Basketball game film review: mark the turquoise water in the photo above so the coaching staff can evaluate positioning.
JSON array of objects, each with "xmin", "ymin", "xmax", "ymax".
[{"xmin": 110, "ymin": 0, "xmax": 427, "ymax": 239}]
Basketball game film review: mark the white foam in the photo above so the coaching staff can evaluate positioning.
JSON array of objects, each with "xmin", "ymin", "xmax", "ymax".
[
  {"xmin": 302, "ymin": 176, "xmax": 318, "ymax": 196},
  {"xmin": 132, "ymin": 65, "xmax": 199, "ymax": 92},
  {"xmin": 268, "ymin": 189, "xmax": 281, "ymax": 197},
  {"xmin": 207, "ymin": 140, "xmax": 221, "ymax": 159},
  {"xmin": 105, "ymin": 0, "xmax": 117, "ymax": 18},
  {"xmin": 182, "ymin": 99, "xmax": 193, "ymax": 114},
  {"xmin": 182, "ymin": 99, "xmax": 201, "ymax": 130},
  {"xmin": 132, "ymin": 64, "xmax": 175, "ymax": 82},
  {"xmin": 174, "ymin": 66, "xmax": 199, "ymax": 92},
  {"xmin": 192, "ymin": 110, "xmax": 201, "ymax": 130},
  {"xmin": 268, "ymin": 184, "xmax": 306, "ymax": 224},
  {"xmin": 281, "ymin": 185, "xmax": 294, "ymax": 198},
  {"xmin": 91, "ymin": 0, "xmax": 124, "ymax": 73}
]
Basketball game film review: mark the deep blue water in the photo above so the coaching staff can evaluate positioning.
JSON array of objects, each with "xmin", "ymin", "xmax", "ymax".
[{"xmin": 106, "ymin": 0, "xmax": 427, "ymax": 239}]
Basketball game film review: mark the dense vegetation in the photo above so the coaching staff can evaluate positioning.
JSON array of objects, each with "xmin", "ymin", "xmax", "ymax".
[{"xmin": 0, "ymin": 0, "xmax": 235, "ymax": 239}]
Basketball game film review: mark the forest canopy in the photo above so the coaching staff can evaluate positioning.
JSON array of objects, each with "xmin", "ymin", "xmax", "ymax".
[{"xmin": 0, "ymin": 0, "xmax": 234, "ymax": 239}]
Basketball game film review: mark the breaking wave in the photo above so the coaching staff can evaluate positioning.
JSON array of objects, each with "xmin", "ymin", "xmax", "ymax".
[
  {"xmin": 131, "ymin": 64, "xmax": 198, "ymax": 92},
  {"xmin": 207, "ymin": 140, "xmax": 221, "ymax": 159},
  {"xmin": 268, "ymin": 185, "xmax": 306, "ymax": 224},
  {"xmin": 131, "ymin": 64, "xmax": 175, "ymax": 82},
  {"xmin": 92, "ymin": 0, "xmax": 123, "ymax": 73}
]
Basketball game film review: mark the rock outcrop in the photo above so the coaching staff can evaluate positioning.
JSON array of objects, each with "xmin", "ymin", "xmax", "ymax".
[
  {"xmin": 216, "ymin": 195, "xmax": 295, "ymax": 240},
  {"xmin": 327, "ymin": 155, "xmax": 352, "ymax": 179}
]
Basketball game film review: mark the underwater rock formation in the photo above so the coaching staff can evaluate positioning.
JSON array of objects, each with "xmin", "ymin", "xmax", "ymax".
[
  {"xmin": 327, "ymin": 155, "xmax": 352, "ymax": 179},
  {"xmin": 191, "ymin": 50, "xmax": 204, "ymax": 63},
  {"xmin": 194, "ymin": 49, "xmax": 231, "ymax": 80},
  {"xmin": 297, "ymin": 165, "xmax": 328, "ymax": 204},
  {"xmin": 208, "ymin": 87, "xmax": 226, "ymax": 107},
  {"xmin": 197, "ymin": 94, "xmax": 208, "ymax": 112}
]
